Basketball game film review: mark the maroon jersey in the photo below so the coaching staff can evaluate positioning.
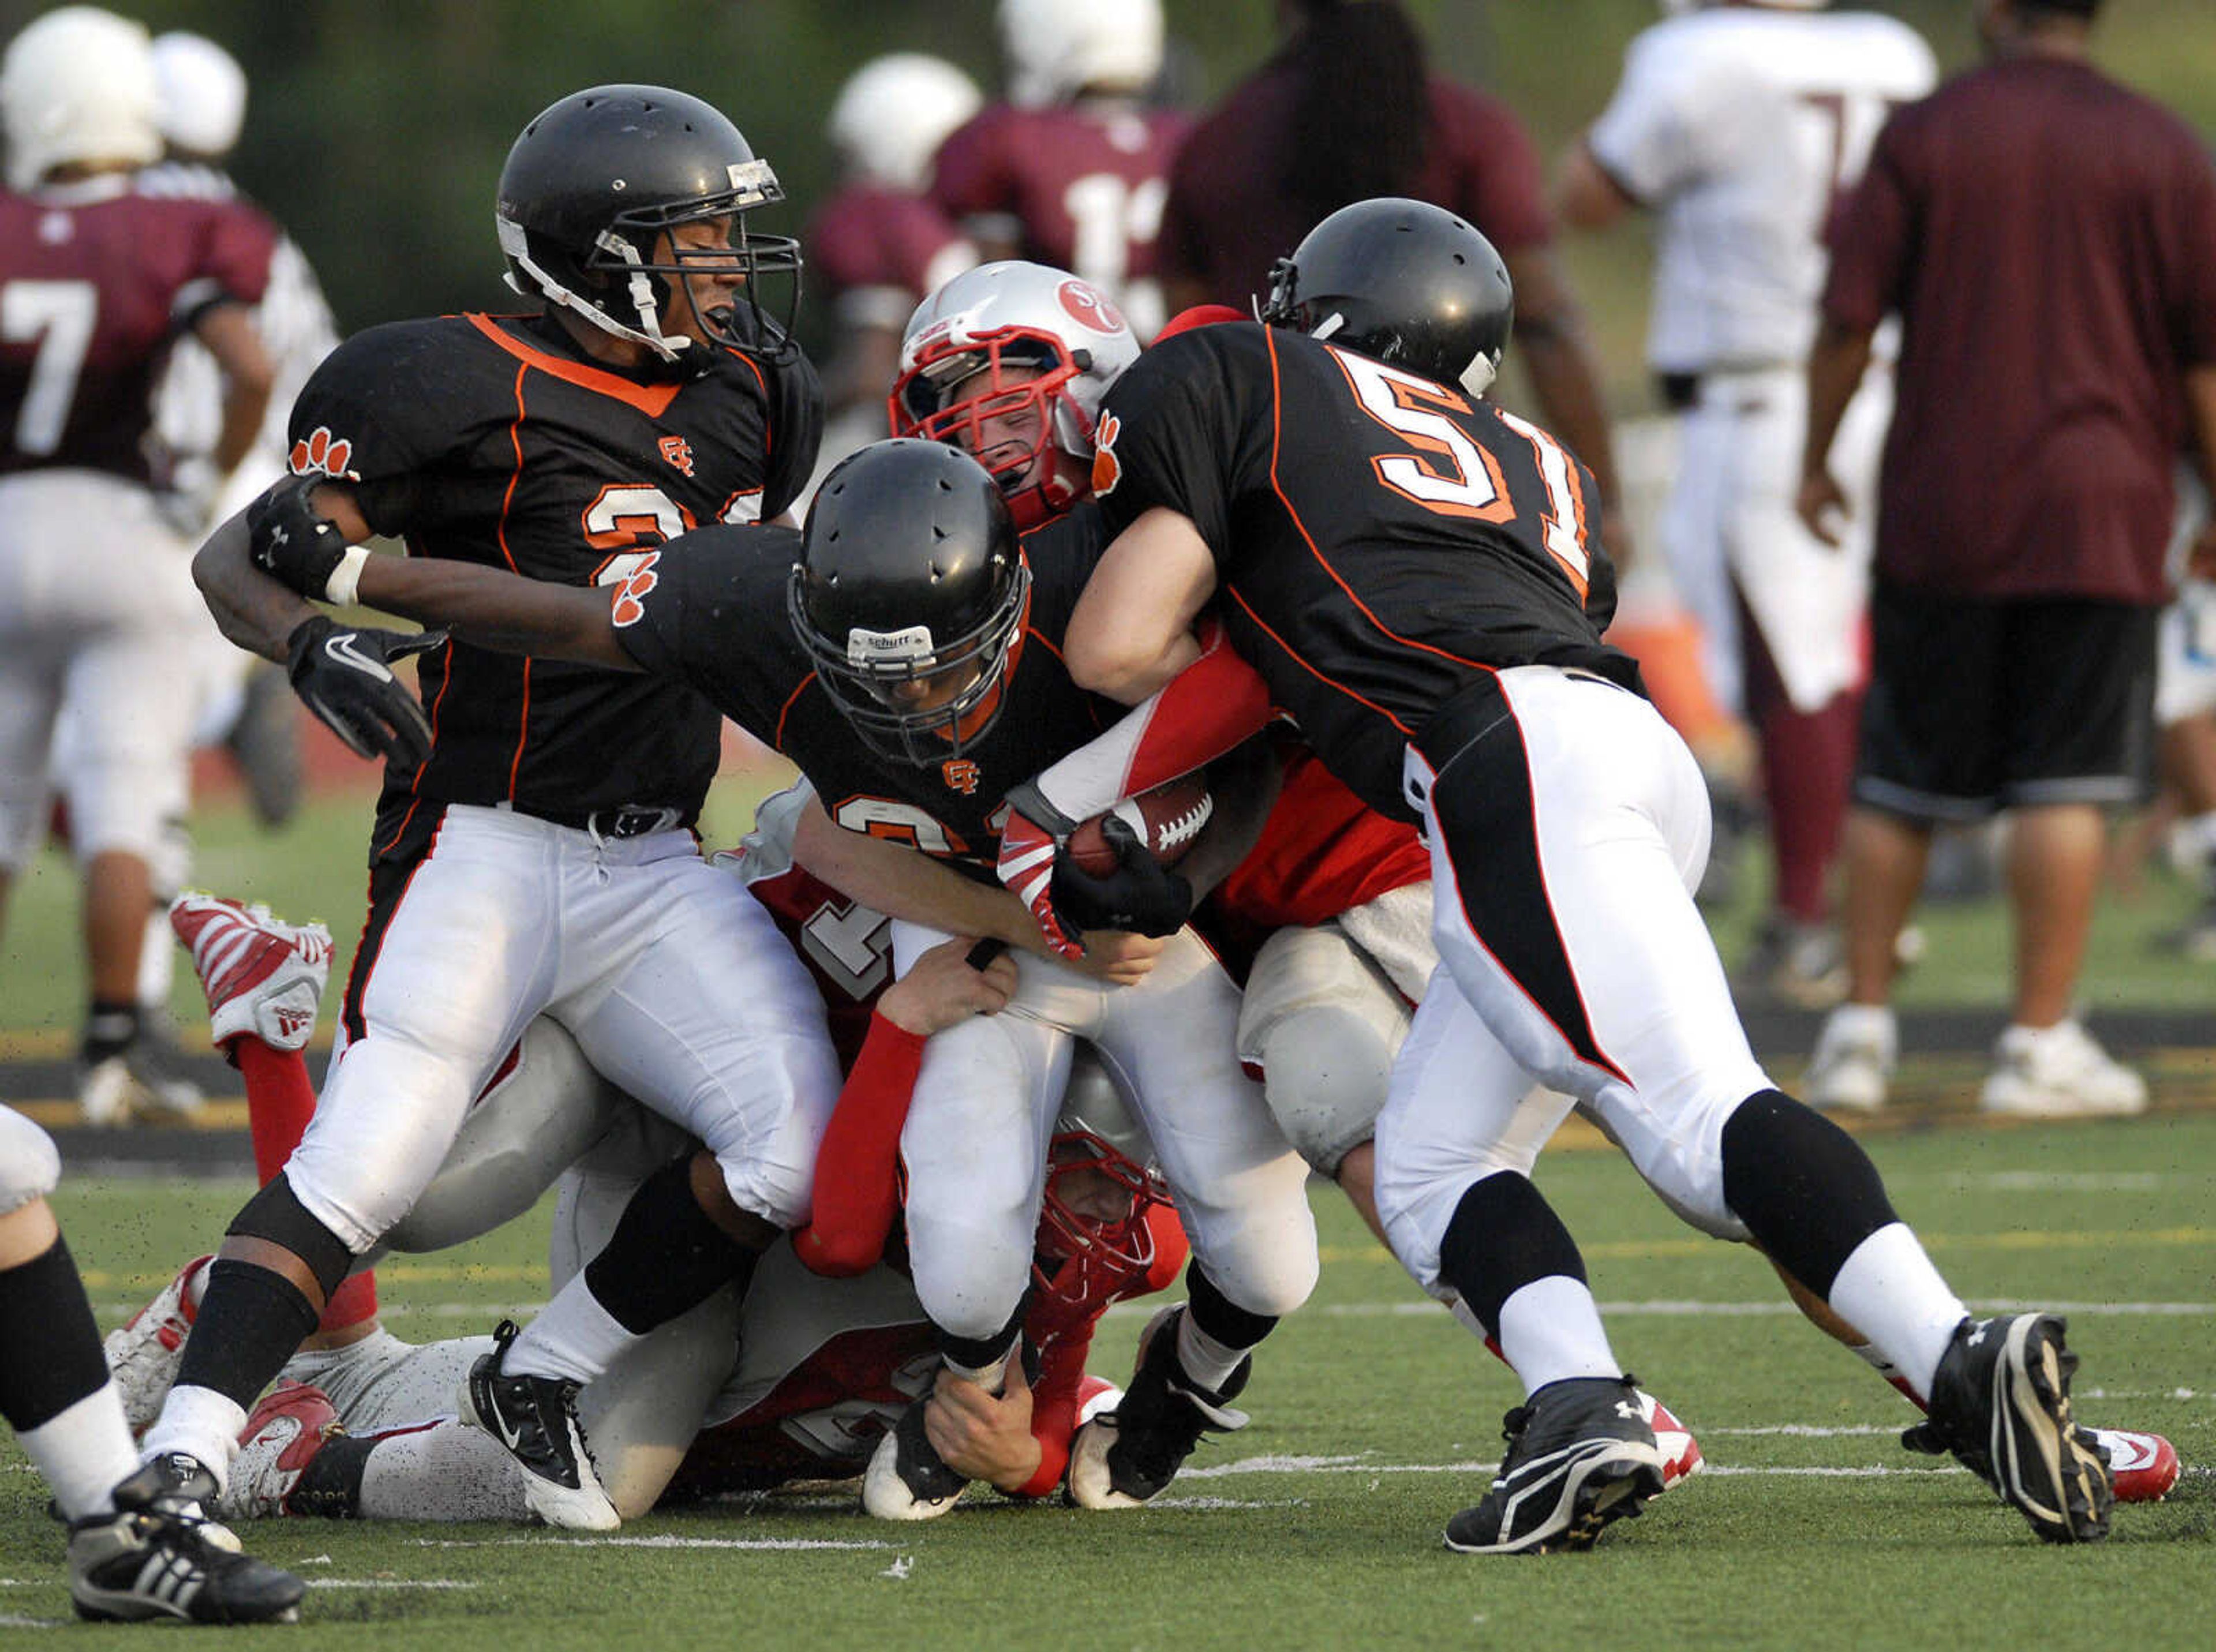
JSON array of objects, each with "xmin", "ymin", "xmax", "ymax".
[
  {"xmin": 804, "ymin": 183, "xmax": 974, "ymax": 335},
  {"xmin": 1161, "ymin": 65, "xmax": 1554, "ymax": 312},
  {"xmin": 930, "ymin": 100, "xmax": 1190, "ymax": 338},
  {"xmin": 1824, "ymin": 58, "xmax": 2216, "ymax": 602},
  {"xmin": 0, "ymin": 175, "xmax": 276, "ymax": 482}
]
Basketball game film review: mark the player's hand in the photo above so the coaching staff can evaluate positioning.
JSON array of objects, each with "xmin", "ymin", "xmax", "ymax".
[
  {"xmin": 925, "ymin": 1360, "xmax": 1042, "ymax": 1494},
  {"xmin": 249, "ymin": 474, "xmax": 357, "ymax": 598},
  {"xmin": 285, "ymin": 615, "xmax": 446, "ymax": 766},
  {"xmin": 1796, "ymin": 469, "xmax": 1850, "ymax": 548},
  {"xmin": 995, "ymin": 784, "xmax": 1085, "ymax": 960},
  {"xmin": 1060, "ymin": 929, "xmax": 1168, "ymax": 987},
  {"xmin": 1050, "ymin": 814, "xmax": 1193, "ymax": 941},
  {"xmin": 877, "ymin": 938, "xmax": 1019, "ymax": 1036}
]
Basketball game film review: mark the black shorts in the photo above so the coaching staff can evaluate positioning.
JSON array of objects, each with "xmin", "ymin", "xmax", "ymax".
[{"xmin": 1854, "ymin": 580, "xmax": 2158, "ymax": 823}]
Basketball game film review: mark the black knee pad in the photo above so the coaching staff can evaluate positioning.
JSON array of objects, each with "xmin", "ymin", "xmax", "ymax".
[
  {"xmin": 583, "ymin": 1155, "xmax": 758, "ymax": 1336},
  {"xmin": 1720, "ymin": 1089, "xmax": 1899, "ymax": 1299},
  {"xmin": 0, "ymin": 1237, "xmax": 110, "ymax": 1431},
  {"xmin": 226, "ymin": 1172, "xmax": 357, "ymax": 1298},
  {"xmin": 1436, "ymin": 1171, "xmax": 1588, "ymax": 1340},
  {"xmin": 1185, "ymin": 1261, "xmax": 1280, "ymax": 1353}
]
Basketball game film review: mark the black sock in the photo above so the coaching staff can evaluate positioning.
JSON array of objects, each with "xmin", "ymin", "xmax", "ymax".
[
  {"xmin": 82, "ymin": 1001, "xmax": 140, "ymax": 1065},
  {"xmin": 582, "ymin": 1156, "xmax": 761, "ymax": 1335},
  {"xmin": 173, "ymin": 1260, "xmax": 321, "ymax": 1410},
  {"xmin": 1721, "ymin": 1089, "xmax": 1899, "ymax": 1299},
  {"xmin": 0, "ymin": 1237, "xmax": 110, "ymax": 1430},
  {"xmin": 937, "ymin": 1301, "xmax": 1028, "ymax": 1381},
  {"xmin": 287, "ymin": 1432, "xmax": 375, "ymax": 1518},
  {"xmin": 1436, "ymin": 1171, "xmax": 1589, "ymax": 1341},
  {"xmin": 1184, "ymin": 1263, "xmax": 1278, "ymax": 1353}
]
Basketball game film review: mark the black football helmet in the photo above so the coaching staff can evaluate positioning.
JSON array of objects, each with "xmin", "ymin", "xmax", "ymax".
[
  {"xmin": 1258, "ymin": 196, "xmax": 1514, "ymax": 398},
  {"xmin": 496, "ymin": 84, "xmax": 800, "ymax": 368},
  {"xmin": 788, "ymin": 439, "xmax": 1030, "ymax": 767}
]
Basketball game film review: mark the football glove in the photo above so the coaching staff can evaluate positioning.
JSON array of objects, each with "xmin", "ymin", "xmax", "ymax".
[
  {"xmin": 1049, "ymin": 813, "xmax": 1193, "ymax": 943},
  {"xmin": 997, "ymin": 782, "xmax": 1085, "ymax": 959},
  {"xmin": 250, "ymin": 474, "xmax": 365, "ymax": 602},
  {"xmin": 285, "ymin": 615, "xmax": 446, "ymax": 767}
]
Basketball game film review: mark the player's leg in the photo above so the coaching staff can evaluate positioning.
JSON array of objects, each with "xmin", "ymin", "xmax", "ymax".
[
  {"xmin": 1, "ymin": 1106, "xmax": 303, "ymax": 1622},
  {"xmin": 1069, "ymin": 929, "xmax": 1319, "ymax": 1509},
  {"xmin": 141, "ymin": 806, "xmax": 564, "ymax": 1502},
  {"xmin": 1416, "ymin": 665, "xmax": 2110, "ymax": 1544}
]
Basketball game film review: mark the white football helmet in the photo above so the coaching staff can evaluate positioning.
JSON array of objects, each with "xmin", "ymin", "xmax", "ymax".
[
  {"xmin": 151, "ymin": 32, "xmax": 248, "ymax": 161},
  {"xmin": 892, "ymin": 260, "xmax": 1140, "ymax": 529},
  {"xmin": 1, "ymin": 6, "xmax": 163, "ymax": 190},
  {"xmin": 1037, "ymin": 1049, "xmax": 1170, "ymax": 1309},
  {"xmin": 827, "ymin": 53, "xmax": 982, "ymax": 195},
  {"xmin": 997, "ymin": 0, "xmax": 1163, "ymax": 109}
]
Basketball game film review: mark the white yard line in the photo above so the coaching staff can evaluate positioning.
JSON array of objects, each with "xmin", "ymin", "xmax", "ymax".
[{"xmin": 415, "ymin": 1535, "xmax": 894, "ymax": 1552}]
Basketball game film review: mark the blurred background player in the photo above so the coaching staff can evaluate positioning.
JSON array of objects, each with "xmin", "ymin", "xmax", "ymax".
[
  {"xmin": 2, "ymin": 1103, "xmax": 303, "ymax": 1623},
  {"xmin": 2147, "ymin": 466, "xmax": 2216, "ymax": 957},
  {"xmin": 0, "ymin": 5, "xmax": 276, "ymax": 1127},
  {"xmin": 1555, "ymin": 0, "xmax": 1936, "ymax": 1008},
  {"xmin": 930, "ymin": 0, "xmax": 1186, "ymax": 342},
  {"xmin": 1156, "ymin": 0, "xmax": 1623, "ymax": 526},
  {"xmin": 806, "ymin": 52, "xmax": 980, "ymax": 466},
  {"xmin": 1800, "ymin": 0, "xmax": 2216, "ymax": 1116}
]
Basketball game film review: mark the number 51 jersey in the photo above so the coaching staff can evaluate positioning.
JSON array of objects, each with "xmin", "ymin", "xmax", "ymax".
[{"xmin": 1091, "ymin": 321, "xmax": 1637, "ymax": 822}]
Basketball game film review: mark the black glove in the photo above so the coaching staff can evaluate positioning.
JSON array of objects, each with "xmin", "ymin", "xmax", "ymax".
[
  {"xmin": 285, "ymin": 615, "xmax": 447, "ymax": 766},
  {"xmin": 249, "ymin": 474, "xmax": 353, "ymax": 599},
  {"xmin": 1049, "ymin": 813, "xmax": 1193, "ymax": 943}
]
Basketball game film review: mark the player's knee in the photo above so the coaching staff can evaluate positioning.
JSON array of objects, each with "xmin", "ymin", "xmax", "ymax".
[
  {"xmin": 227, "ymin": 1172, "xmax": 360, "ymax": 1297},
  {"xmin": 1257, "ymin": 1004, "xmax": 1395, "ymax": 1175},
  {"xmin": 0, "ymin": 1108, "xmax": 61, "ymax": 1215}
]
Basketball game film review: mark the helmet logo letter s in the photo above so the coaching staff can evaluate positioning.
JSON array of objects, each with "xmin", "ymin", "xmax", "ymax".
[
  {"xmin": 1056, "ymin": 278, "xmax": 1125, "ymax": 336},
  {"xmin": 1090, "ymin": 411, "xmax": 1122, "ymax": 497}
]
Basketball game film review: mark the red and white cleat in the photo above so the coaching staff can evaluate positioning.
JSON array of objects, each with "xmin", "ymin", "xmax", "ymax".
[
  {"xmin": 103, "ymin": 1254, "xmax": 212, "ymax": 1437},
  {"xmin": 215, "ymin": 1383, "xmax": 343, "ymax": 1521},
  {"xmin": 1637, "ymin": 1391, "xmax": 1705, "ymax": 1490},
  {"xmin": 169, "ymin": 894, "xmax": 332, "ymax": 1053},
  {"xmin": 2091, "ymin": 1429, "xmax": 2180, "ymax": 1504}
]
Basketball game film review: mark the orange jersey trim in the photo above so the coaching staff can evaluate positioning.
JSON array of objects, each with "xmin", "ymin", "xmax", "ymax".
[{"xmin": 465, "ymin": 313, "xmax": 683, "ymax": 419}]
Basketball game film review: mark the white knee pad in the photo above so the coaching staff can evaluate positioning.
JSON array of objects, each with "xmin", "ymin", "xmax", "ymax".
[
  {"xmin": 1238, "ymin": 921, "xmax": 1413, "ymax": 1175},
  {"xmin": 0, "ymin": 1107, "xmax": 62, "ymax": 1215}
]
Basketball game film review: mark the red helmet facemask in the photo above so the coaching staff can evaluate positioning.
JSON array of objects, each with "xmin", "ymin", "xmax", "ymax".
[
  {"xmin": 1031, "ymin": 1128, "xmax": 1167, "ymax": 1312},
  {"xmin": 889, "ymin": 330, "xmax": 1092, "ymax": 530}
]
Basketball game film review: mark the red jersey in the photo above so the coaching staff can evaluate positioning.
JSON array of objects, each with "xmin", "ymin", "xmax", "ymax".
[
  {"xmin": 1161, "ymin": 64, "xmax": 1554, "ymax": 312},
  {"xmin": 1214, "ymin": 748, "xmax": 1432, "ymax": 932},
  {"xmin": 0, "ymin": 174, "xmax": 277, "ymax": 483},
  {"xmin": 1824, "ymin": 58, "xmax": 2216, "ymax": 602},
  {"xmin": 930, "ymin": 100, "xmax": 1191, "ymax": 340},
  {"xmin": 804, "ymin": 183, "xmax": 976, "ymax": 336}
]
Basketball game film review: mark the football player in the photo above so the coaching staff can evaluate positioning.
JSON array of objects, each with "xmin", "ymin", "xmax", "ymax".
[
  {"xmin": 248, "ymin": 435, "xmax": 1320, "ymax": 1522},
  {"xmin": 0, "ymin": 5, "xmax": 276, "ymax": 1126},
  {"xmin": 1, "ymin": 1103, "xmax": 302, "ymax": 1622},
  {"xmin": 148, "ymin": 84, "xmax": 841, "ymax": 1534},
  {"xmin": 1555, "ymin": 0, "xmax": 1938, "ymax": 1010},
  {"xmin": 1009, "ymin": 197, "xmax": 2120, "ymax": 1550},
  {"xmin": 931, "ymin": 0, "xmax": 1187, "ymax": 340}
]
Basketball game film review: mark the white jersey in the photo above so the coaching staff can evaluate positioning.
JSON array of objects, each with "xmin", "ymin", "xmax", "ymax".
[{"xmin": 1586, "ymin": 7, "xmax": 1935, "ymax": 373}]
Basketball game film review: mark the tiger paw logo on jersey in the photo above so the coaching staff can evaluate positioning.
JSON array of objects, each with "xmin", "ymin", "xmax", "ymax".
[
  {"xmin": 658, "ymin": 435, "xmax": 697, "ymax": 477},
  {"xmin": 1091, "ymin": 411, "xmax": 1122, "ymax": 497},
  {"xmin": 942, "ymin": 758, "xmax": 982, "ymax": 796},
  {"xmin": 608, "ymin": 552, "xmax": 661, "ymax": 628},
  {"xmin": 289, "ymin": 427, "xmax": 355, "ymax": 480}
]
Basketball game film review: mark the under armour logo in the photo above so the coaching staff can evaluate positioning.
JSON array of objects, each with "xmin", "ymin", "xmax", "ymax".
[{"xmin": 1615, "ymin": 1400, "xmax": 1639, "ymax": 1420}]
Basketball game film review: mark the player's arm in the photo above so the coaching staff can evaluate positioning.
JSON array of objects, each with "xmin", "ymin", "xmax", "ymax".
[
  {"xmin": 1553, "ymin": 138, "xmax": 1642, "ymax": 232},
  {"xmin": 2187, "ymin": 364, "xmax": 2216, "ymax": 578},
  {"xmin": 191, "ymin": 302, "xmax": 276, "ymax": 476},
  {"xmin": 1499, "ymin": 245, "xmax": 1625, "ymax": 549},
  {"xmin": 1062, "ymin": 506, "xmax": 1219, "ymax": 703},
  {"xmin": 1798, "ymin": 317, "xmax": 1875, "ymax": 547},
  {"xmin": 194, "ymin": 505, "xmax": 318, "ymax": 664}
]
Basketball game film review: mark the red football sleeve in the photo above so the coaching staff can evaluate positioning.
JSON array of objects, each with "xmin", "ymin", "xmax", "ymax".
[{"xmin": 792, "ymin": 1013, "xmax": 927, "ymax": 1277}]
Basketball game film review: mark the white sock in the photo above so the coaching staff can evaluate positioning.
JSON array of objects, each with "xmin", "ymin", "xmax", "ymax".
[
  {"xmin": 20, "ymin": 1383, "xmax": 140, "ymax": 1520},
  {"xmin": 360, "ymin": 1419, "xmax": 531, "ymax": 1522},
  {"xmin": 140, "ymin": 1383, "xmax": 248, "ymax": 1496},
  {"xmin": 1823, "ymin": 1223, "xmax": 1967, "ymax": 1399},
  {"xmin": 1495, "ymin": 1276, "xmax": 1621, "ymax": 1398},
  {"xmin": 505, "ymin": 1276, "xmax": 640, "ymax": 1386},
  {"xmin": 1174, "ymin": 1310, "xmax": 1249, "ymax": 1393}
]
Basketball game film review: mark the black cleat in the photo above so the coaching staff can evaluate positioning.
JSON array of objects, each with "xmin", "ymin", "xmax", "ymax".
[
  {"xmin": 1444, "ymin": 1374, "xmax": 1667, "ymax": 1554},
  {"xmin": 1067, "ymin": 1306, "xmax": 1250, "ymax": 1509},
  {"xmin": 1926, "ymin": 1313, "xmax": 2111, "ymax": 1543},
  {"xmin": 69, "ymin": 1458, "xmax": 305, "ymax": 1624},
  {"xmin": 458, "ymin": 1319, "xmax": 617, "ymax": 1530},
  {"xmin": 861, "ymin": 1392, "xmax": 970, "ymax": 1520}
]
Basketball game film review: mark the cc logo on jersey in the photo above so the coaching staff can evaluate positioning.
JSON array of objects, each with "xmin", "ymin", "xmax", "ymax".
[
  {"xmin": 658, "ymin": 434, "xmax": 697, "ymax": 477},
  {"xmin": 1091, "ymin": 411, "xmax": 1122, "ymax": 497},
  {"xmin": 942, "ymin": 758, "xmax": 981, "ymax": 795}
]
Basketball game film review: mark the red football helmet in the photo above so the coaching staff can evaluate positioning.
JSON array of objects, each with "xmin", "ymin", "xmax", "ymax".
[{"xmin": 1033, "ymin": 1051, "xmax": 1167, "ymax": 1310}]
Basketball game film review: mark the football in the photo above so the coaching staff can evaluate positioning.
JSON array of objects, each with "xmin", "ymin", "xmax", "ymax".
[{"xmin": 1064, "ymin": 776, "xmax": 1214, "ymax": 877}]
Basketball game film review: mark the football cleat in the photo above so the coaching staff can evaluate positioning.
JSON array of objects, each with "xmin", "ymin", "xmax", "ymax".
[
  {"xmin": 1067, "ymin": 1305, "xmax": 1249, "ymax": 1510},
  {"xmin": 1075, "ymin": 1373, "xmax": 1124, "ymax": 1428},
  {"xmin": 1910, "ymin": 1418, "xmax": 2181, "ymax": 1505},
  {"xmin": 70, "ymin": 1469, "xmax": 304, "ymax": 1625},
  {"xmin": 215, "ymin": 1383, "xmax": 343, "ymax": 1522},
  {"xmin": 458, "ymin": 1319, "xmax": 619, "ymax": 1531},
  {"xmin": 861, "ymin": 1393, "xmax": 969, "ymax": 1520},
  {"xmin": 1926, "ymin": 1314, "xmax": 2111, "ymax": 1542},
  {"xmin": 103, "ymin": 1254, "xmax": 212, "ymax": 1437},
  {"xmin": 1978, "ymin": 1020, "xmax": 2147, "ymax": 1118},
  {"xmin": 1804, "ymin": 1005, "xmax": 1895, "ymax": 1114},
  {"xmin": 77, "ymin": 1028, "xmax": 205, "ymax": 1127},
  {"xmin": 170, "ymin": 893, "xmax": 333, "ymax": 1053},
  {"xmin": 1637, "ymin": 1390, "xmax": 1704, "ymax": 1490},
  {"xmin": 1443, "ymin": 1374, "xmax": 1667, "ymax": 1555}
]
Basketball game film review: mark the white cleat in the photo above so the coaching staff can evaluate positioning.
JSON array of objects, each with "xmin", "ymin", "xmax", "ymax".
[
  {"xmin": 170, "ymin": 893, "xmax": 333, "ymax": 1052},
  {"xmin": 103, "ymin": 1255, "xmax": 212, "ymax": 1436},
  {"xmin": 1979, "ymin": 1021, "xmax": 2148, "ymax": 1118}
]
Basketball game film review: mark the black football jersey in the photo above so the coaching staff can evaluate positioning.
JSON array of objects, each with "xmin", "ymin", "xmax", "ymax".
[
  {"xmin": 289, "ymin": 312, "xmax": 822, "ymax": 852},
  {"xmin": 616, "ymin": 506, "xmax": 1113, "ymax": 876},
  {"xmin": 1092, "ymin": 321, "xmax": 1636, "ymax": 821}
]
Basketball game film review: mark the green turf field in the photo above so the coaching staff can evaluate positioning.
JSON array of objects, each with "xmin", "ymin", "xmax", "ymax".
[{"xmin": 4, "ymin": 1117, "xmax": 2210, "ymax": 1645}]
